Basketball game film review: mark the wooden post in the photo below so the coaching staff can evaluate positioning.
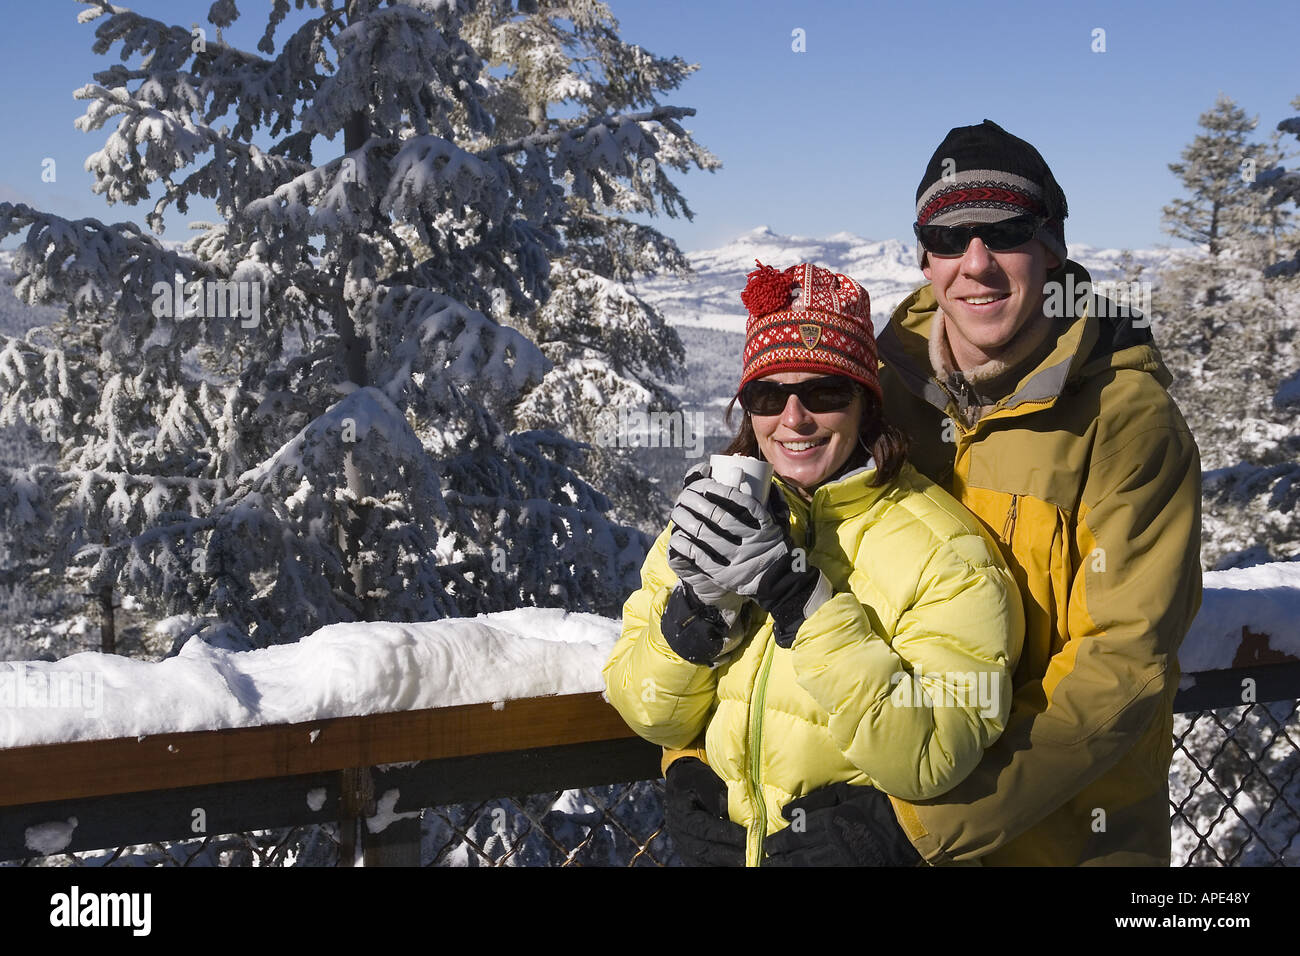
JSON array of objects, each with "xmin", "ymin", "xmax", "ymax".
[
  {"xmin": 337, "ymin": 766, "xmax": 374, "ymax": 867},
  {"xmin": 362, "ymin": 766, "xmax": 423, "ymax": 867}
]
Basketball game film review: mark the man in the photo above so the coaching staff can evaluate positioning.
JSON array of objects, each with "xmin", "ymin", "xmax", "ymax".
[{"xmin": 661, "ymin": 119, "xmax": 1203, "ymax": 866}]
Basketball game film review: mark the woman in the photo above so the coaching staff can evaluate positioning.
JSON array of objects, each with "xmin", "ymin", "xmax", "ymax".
[{"xmin": 602, "ymin": 261, "xmax": 1024, "ymax": 867}]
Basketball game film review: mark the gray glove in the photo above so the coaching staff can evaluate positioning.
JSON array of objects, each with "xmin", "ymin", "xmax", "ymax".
[
  {"xmin": 668, "ymin": 477, "xmax": 790, "ymax": 601},
  {"xmin": 667, "ymin": 463, "xmax": 748, "ymax": 629}
]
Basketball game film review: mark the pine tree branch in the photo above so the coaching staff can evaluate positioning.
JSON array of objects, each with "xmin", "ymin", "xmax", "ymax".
[{"xmin": 483, "ymin": 105, "xmax": 696, "ymax": 158}]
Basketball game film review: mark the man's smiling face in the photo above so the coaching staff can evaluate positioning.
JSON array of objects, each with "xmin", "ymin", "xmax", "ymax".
[{"xmin": 922, "ymin": 232, "xmax": 1059, "ymax": 369}]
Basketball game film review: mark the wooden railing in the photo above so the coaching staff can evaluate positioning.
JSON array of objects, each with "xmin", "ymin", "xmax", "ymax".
[
  {"xmin": 2, "ymin": 619, "xmax": 1299, "ymax": 865},
  {"xmin": 0, "ymin": 693, "xmax": 661, "ymax": 864}
]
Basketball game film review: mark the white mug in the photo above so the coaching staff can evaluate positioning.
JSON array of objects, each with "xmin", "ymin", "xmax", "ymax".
[{"xmin": 710, "ymin": 454, "xmax": 774, "ymax": 500}]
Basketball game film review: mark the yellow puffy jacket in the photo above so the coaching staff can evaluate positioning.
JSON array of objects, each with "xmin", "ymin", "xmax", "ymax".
[
  {"xmin": 603, "ymin": 460, "xmax": 1025, "ymax": 867},
  {"xmin": 876, "ymin": 261, "xmax": 1203, "ymax": 866}
]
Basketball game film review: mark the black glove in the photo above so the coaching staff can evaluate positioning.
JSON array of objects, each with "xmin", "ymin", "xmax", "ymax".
[
  {"xmin": 663, "ymin": 758, "xmax": 746, "ymax": 866},
  {"xmin": 660, "ymin": 581, "xmax": 748, "ymax": 666},
  {"xmin": 762, "ymin": 782, "xmax": 924, "ymax": 867},
  {"xmin": 752, "ymin": 485, "xmax": 831, "ymax": 647}
]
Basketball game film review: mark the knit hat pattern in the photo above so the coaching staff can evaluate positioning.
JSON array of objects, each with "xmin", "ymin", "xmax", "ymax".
[
  {"xmin": 914, "ymin": 119, "xmax": 1068, "ymax": 267},
  {"xmin": 738, "ymin": 261, "xmax": 882, "ymax": 406}
]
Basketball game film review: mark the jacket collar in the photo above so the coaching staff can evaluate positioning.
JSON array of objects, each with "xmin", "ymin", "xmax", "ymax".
[
  {"xmin": 927, "ymin": 306, "xmax": 1061, "ymax": 424},
  {"xmin": 773, "ymin": 456, "xmax": 893, "ymax": 520}
]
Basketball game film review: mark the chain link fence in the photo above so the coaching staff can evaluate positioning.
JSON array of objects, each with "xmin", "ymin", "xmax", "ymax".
[
  {"xmin": 1170, "ymin": 698, "xmax": 1300, "ymax": 865},
  {"xmin": 6, "ymin": 781, "xmax": 679, "ymax": 867},
  {"xmin": 420, "ymin": 782, "xmax": 677, "ymax": 866}
]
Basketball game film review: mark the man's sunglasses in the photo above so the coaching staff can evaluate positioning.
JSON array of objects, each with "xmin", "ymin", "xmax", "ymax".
[
  {"xmin": 913, "ymin": 215, "xmax": 1042, "ymax": 258},
  {"xmin": 739, "ymin": 376, "xmax": 860, "ymax": 415}
]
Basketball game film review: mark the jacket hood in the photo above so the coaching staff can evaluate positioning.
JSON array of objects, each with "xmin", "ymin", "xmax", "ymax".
[{"xmin": 878, "ymin": 260, "xmax": 1170, "ymax": 416}]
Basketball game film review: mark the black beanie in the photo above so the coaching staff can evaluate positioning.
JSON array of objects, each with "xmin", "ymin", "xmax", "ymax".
[{"xmin": 914, "ymin": 119, "xmax": 1068, "ymax": 267}]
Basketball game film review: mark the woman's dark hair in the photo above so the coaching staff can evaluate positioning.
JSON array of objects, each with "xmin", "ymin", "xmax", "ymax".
[{"xmin": 720, "ymin": 382, "xmax": 908, "ymax": 487}]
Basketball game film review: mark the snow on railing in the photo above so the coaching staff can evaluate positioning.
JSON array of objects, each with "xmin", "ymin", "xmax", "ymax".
[
  {"xmin": 2, "ymin": 565, "xmax": 1297, "ymax": 751},
  {"xmin": 1179, "ymin": 562, "xmax": 1300, "ymax": 671},
  {"xmin": 0, "ymin": 608, "xmax": 618, "ymax": 750}
]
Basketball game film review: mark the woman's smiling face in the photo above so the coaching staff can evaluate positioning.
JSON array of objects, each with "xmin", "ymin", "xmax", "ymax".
[{"xmin": 749, "ymin": 371, "xmax": 864, "ymax": 495}]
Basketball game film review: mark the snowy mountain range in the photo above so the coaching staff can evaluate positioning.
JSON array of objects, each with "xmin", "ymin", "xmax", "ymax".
[
  {"xmin": 633, "ymin": 225, "xmax": 1182, "ymax": 334},
  {"xmin": 0, "ymin": 229, "xmax": 1181, "ymax": 339}
]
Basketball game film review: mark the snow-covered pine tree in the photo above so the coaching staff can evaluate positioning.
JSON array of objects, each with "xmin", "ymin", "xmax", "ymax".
[
  {"xmin": 459, "ymin": 1, "xmax": 720, "ymax": 536},
  {"xmin": 1256, "ymin": 95, "xmax": 1300, "ymax": 279},
  {"xmin": 1161, "ymin": 95, "xmax": 1281, "ymax": 302},
  {"xmin": 0, "ymin": 288, "xmax": 164, "ymax": 655},
  {"xmin": 1212, "ymin": 92, "xmax": 1300, "ymax": 566},
  {"xmin": 1154, "ymin": 94, "xmax": 1300, "ymax": 566},
  {"xmin": 0, "ymin": 0, "xmax": 707, "ymax": 650}
]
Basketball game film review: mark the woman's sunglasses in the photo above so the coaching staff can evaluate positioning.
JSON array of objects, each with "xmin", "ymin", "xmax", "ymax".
[
  {"xmin": 913, "ymin": 215, "xmax": 1042, "ymax": 258},
  {"xmin": 739, "ymin": 376, "xmax": 860, "ymax": 415}
]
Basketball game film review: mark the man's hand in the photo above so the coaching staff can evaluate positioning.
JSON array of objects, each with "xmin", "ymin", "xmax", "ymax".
[
  {"xmin": 762, "ymin": 782, "xmax": 924, "ymax": 867},
  {"xmin": 663, "ymin": 758, "xmax": 746, "ymax": 866}
]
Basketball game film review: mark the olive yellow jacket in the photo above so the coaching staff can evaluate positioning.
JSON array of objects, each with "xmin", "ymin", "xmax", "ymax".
[
  {"xmin": 876, "ymin": 261, "xmax": 1203, "ymax": 866},
  {"xmin": 603, "ymin": 460, "xmax": 1025, "ymax": 867}
]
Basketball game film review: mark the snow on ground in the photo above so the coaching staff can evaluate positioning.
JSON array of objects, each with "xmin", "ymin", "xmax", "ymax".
[
  {"xmin": 24, "ymin": 817, "xmax": 77, "ymax": 855},
  {"xmin": 0, "ymin": 563, "xmax": 1296, "ymax": 750}
]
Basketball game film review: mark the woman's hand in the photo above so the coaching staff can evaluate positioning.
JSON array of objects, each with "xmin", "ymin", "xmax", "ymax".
[
  {"xmin": 666, "ymin": 463, "xmax": 749, "ymax": 628},
  {"xmin": 668, "ymin": 471, "xmax": 831, "ymax": 647},
  {"xmin": 668, "ymin": 476, "xmax": 790, "ymax": 600},
  {"xmin": 659, "ymin": 582, "xmax": 749, "ymax": 666}
]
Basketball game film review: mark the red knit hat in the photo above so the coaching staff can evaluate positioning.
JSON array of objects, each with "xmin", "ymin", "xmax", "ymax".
[{"xmin": 738, "ymin": 261, "xmax": 881, "ymax": 406}]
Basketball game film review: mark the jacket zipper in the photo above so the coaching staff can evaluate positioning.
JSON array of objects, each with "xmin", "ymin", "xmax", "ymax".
[
  {"xmin": 747, "ymin": 639, "xmax": 775, "ymax": 866},
  {"xmin": 1002, "ymin": 493, "xmax": 1019, "ymax": 541},
  {"xmin": 744, "ymin": 483, "xmax": 807, "ymax": 866},
  {"xmin": 946, "ymin": 371, "xmax": 976, "ymax": 419}
]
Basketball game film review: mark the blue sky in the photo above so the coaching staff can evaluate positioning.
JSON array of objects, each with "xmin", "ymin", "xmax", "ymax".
[{"xmin": 1, "ymin": 0, "xmax": 1296, "ymax": 252}]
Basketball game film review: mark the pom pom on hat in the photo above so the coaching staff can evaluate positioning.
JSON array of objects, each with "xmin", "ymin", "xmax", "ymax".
[{"xmin": 741, "ymin": 261, "xmax": 797, "ymax": 317}]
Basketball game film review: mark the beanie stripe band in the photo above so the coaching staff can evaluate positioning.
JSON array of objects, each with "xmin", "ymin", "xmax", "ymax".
[
  {"xmin": 917, "ymin": 185, "xmax": 1047, "ymax": 227},
  {"xmin": 740, "ymin": 308, "xmax": 881, "ymax": 402},
  {"xmin": 737, "ymin": 262, "xmax": 882, "ymax": 404},
  {"xmin": 916, "ymin": 168, "xmax": 1047, "ymax": 216}
]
